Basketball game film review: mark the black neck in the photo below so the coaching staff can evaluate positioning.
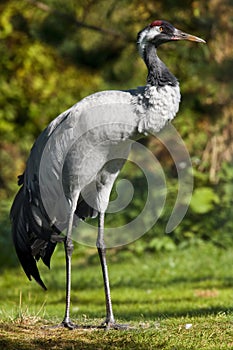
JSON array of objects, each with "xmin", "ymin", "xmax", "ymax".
[{"xmin": 143, "ymin": 44, "xmax": 178, "ymax": 87}]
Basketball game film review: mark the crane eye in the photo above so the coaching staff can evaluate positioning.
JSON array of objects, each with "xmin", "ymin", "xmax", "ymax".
[{"xmin": 159, "ymin": 26, "xmax": 163, "ymax": 32}]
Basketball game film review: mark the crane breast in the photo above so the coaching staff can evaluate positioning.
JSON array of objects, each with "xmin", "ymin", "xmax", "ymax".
[{"xmin": 135, "ymin": 85, "xmax": 181, "ymax": 135}]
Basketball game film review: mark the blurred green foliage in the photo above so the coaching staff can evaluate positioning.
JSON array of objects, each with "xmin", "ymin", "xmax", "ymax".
[{"xmin": 0, "ymin": 0, "xmax": 233, "ymax": 263}]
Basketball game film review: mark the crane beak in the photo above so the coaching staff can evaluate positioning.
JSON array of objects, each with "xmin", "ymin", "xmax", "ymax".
[{"xmin": 172, "ymin": 28, "xmax": 206, "ymax": 43}]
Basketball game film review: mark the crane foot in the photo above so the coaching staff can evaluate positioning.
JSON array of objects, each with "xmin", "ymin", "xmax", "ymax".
[
  {"xmin": 100, "ymin": 320, "xmax": 131, "ymax": 331},
  {"xmin": 43, "ymin": 321, "xmax": 133, "ymax": 330},
  {"xmin": 43, "ymin": 320, "xmax": 78, "ymax": 330},
  {"xmin": 61, "ymin": 320, "xmax": 78, "ymax": 329}
]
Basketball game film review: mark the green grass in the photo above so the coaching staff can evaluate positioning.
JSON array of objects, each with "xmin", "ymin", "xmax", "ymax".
[{"xmin": 0, "ymin": 242, "xmax": 233, "ymax": 349}]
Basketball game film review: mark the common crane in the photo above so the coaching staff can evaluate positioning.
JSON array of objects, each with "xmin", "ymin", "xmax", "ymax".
[{"xmin": 11, "ymin": 20, "xmax": 205, "ymax": 329}]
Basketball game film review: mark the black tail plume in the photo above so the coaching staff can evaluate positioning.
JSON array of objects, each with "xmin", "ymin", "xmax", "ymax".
[{"xmin": 10, "ymin": 187, "xmax": 47, "ymax": 290}]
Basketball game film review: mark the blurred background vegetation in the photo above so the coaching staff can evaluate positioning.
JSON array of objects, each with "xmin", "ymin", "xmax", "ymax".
[{"xmin": 0, "ymin": 0, "xmax": 233, "ymax": 268}]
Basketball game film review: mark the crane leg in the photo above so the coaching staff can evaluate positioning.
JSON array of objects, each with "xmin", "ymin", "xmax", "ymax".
[
  {"xmin": 60, "ymin": 200, "xmax": 78, "ymax": 329},
  {"xmin": 52, "ymin": 192, "xmax": 79, "ymax": 330},
  {"xmin": 97, "ymin": 212, "xmax": 128, "ymax": 330},
  {"xmin": 62, "ymin": 235, "xmax": 75, "ymax": 328},
  {"xmin": 97, "ymin": 212, "xmax": 115, "ymax": 328},
  {"xmin": 48, "ymin": 205, "xmax": 77, "ymax": 330}
]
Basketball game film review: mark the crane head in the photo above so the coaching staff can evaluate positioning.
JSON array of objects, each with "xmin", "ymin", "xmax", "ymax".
[{"xmin": 137, "ymin": 20, "xmax": 206, "ymax": 55}]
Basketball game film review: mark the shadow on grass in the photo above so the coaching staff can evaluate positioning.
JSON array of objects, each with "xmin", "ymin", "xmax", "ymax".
[
  {"xmin": 1, "ymin": 307, "xmax": 232, "ymax": 350},
  {"xmin": 0, "ymin": 327, "xmax": 125, "ymax": 350}
]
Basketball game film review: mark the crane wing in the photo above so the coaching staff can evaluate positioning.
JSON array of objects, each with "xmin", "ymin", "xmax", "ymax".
[{"xmin": 10, "ymin": 89, "xmax": 138, "ymax": 288}]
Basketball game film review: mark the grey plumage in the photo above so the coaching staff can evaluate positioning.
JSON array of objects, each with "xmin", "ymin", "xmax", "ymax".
[{"xmin": 11, "ymin": 20, "xmax": 205, "ymax": 329}]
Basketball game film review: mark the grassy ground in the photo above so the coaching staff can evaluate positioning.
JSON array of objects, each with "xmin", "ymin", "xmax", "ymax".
[{"xmin": 0, "ymin": 242, "xmax": 232, "ymax": 349}]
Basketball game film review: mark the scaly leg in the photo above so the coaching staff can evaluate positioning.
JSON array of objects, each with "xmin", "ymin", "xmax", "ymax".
[
  {"xmin": 61, "ymin": 234, "xmax": 76, "ymax": 329},
  {"xmin": 97, "ymin": 212, "xmax": 128, "ymax": 330},
  {"xmin": 61, "ymin": 193, "xmax": 81, "ymax": 329},
  {"xmin": 50, "ymin": 194, "xmax": 79, "ymax": 329},
  {"xmin": 97, "ymin": 212, "xmax": 115, "ymax": 327}
]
